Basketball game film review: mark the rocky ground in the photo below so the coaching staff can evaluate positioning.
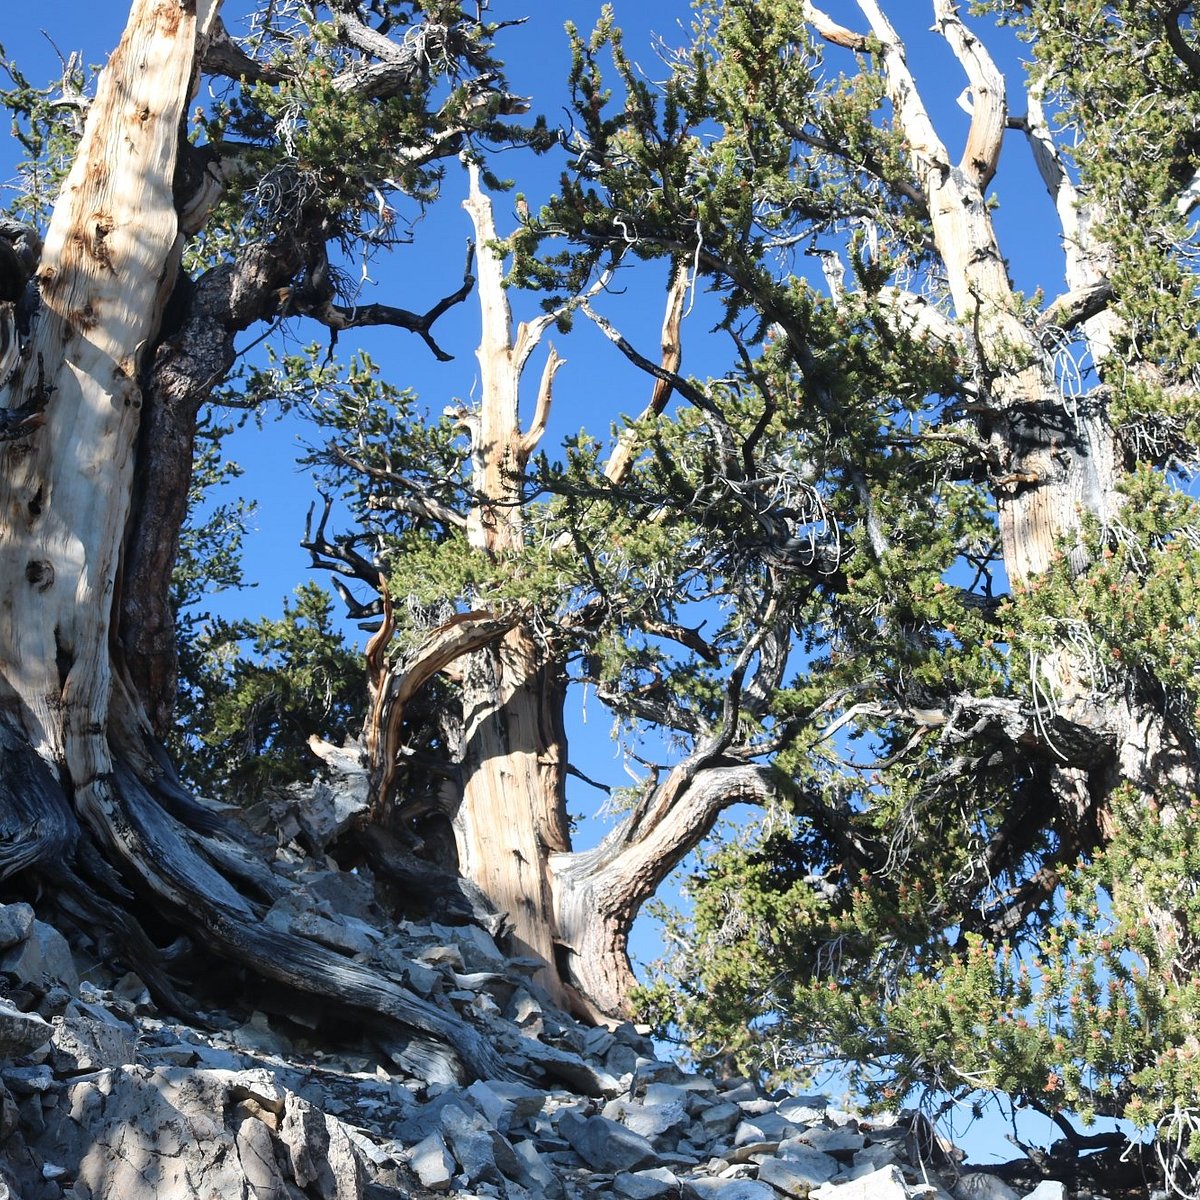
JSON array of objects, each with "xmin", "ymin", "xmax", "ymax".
[{"xmin": 0, "ymin": 783, "xmax": 1154, "ymax": 1200}]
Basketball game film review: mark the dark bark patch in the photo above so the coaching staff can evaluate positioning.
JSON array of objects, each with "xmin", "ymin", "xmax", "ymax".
[
  {"xmin": 24, "ymin": 559, "xmax": 54, "ymax": 592},
  {"xmin": 53, "ymin": 626, "xmax": 71, "ymax": 692},
  {"xmin": 67, "ymin": 215, "xmax": 116, "ymax": 274},
  {"xmin": 69, "ymin": 301, "xmax": 99, "ymax": 331}
]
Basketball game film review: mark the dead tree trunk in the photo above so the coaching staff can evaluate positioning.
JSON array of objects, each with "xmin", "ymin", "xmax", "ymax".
[
  {"xmin": 0, "ymin": 0, "xmax": 510, "ymax": 1083},
  {"xmin": 806, "ymin": 0, "xmax": 1199, "ymax": 894},
  {"xmin": 356, "ymin": 168, "xmax": 767, "ymax": 1019}
]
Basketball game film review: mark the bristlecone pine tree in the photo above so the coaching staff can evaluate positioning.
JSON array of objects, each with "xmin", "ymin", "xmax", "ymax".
[
  {"xmin": 0, "ymin": 0, "xmax": 545, "ymax": 1082},
  {"xmin": 8, "ymin": 0, "xmax": 1200, "ymax": 1187},
  {"xmin": 307, "ymin": 0, "xmax": 1200, "ymax": 1191},
  {"xmin": 524, "ymin": 0, "xmax": 1200, "ymax": 1191}
]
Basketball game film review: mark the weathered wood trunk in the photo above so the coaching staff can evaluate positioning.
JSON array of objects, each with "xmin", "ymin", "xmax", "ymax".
[
  {"xmin": 356, "ymin": 172, "xmax": 740, "ymax": 1019},
  {"xmin": 454, "ymin": 166, "xmax": 573, "ymax": 1004},
  {"xmin": 845, "ymin": 0, "xmax": 1199, "ymax": 882},
  {"xmin": 0, "ymin": 0, "xmax": 512, "ymax": 1082},
  {"xmin": 457, "ymin": 630, "xmax": 571, "ymax": 993},
  {"xmin": 0, "ymin": 0, "xmax": 216, "ymax": 778},
  {"xmin": 551, "ymin": 764, "xmax": 774, "ymax": 1017}
]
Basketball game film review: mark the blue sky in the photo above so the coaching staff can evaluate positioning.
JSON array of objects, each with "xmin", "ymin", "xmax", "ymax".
[{"xmin": 0, "ymin": 0, "xmax": 1086, "ymax": 1161}]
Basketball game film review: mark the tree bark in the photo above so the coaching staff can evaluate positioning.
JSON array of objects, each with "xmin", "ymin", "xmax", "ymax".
[
  {"xmin": 551, "ymin": 764, "xmax": 775, "ymax": 1017},
  {"xmin": 453, "ymin": 165, "xmax": 573, "ymax": 1004},
  {"xmin": 358, "ymin": 171, "xmax": 759, "ymax": 1019},
  {"xmin": 829, "ymin": 0, "xmax": 1200, "ymax": 949}
]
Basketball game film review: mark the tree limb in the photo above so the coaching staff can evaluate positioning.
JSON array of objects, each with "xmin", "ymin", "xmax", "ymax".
[
  {"xmin": 801, "ymin": 3, "xmax": 870, "ymax": 52},
  {"xmin": 933, "ymin": 0, "xmax": 1006, "ymax": 188},
  {"xmin": 300, "ymin": 241, "xmax": 476, "ymax": 362},
  {"xmin": 602, "ymin": 260, "xmax": 687, "ymax": 485}
]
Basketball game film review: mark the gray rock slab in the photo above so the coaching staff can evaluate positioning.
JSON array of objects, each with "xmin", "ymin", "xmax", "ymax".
[
  {"xmin": 634, "ymin": 1059, "xmax": 689, "ymax": 1089},
  {"xmin": 409, "ymin": 1132, "xmax": 456, "ymax": 1192},
  {"xmin": 812, "ymin": 1164, "xmax": 910, "ymax": 1199},
  {"xmin": 32, "ymin": 1067, "xmax": 364, "ymax": 1200},
  {"xmin": 698, "ymin": 1101, "xmax": 742, "ymax": 1137},
  {"xmin": 481, "ymin": 1079, "xmax": 548, "ymax": 1124},
  {"xmin": 512, "ymin": 1136, "xmax": 565, "ymax": 1199},
  {"xmin": 952, "ymin": 1175, "xmax": 1021, "ymax": 1200},
  {"xmin": 392, "ymin": 1094, "xmax": 475, "ymax": 1143},
  {"xmin": 757, "ymin": 1147, "xmax": 841, "ymax": 1195},
  {"xmin": 2, "ymin": 1065, "xmax": 54, "ymax": 1095},
  {"xmin": 0, "ymin": 903, "xmax": 34, "ymax": 951},
  {"xmin": 0, "ymin": 1000, "xmax": 51, "ymax": 1058},
  {"xmin": 429, "ymin": 922, "xmax": 507, "ymax": 971},
  {"xmin": 440, "ymin": 1102, "xmax": 501, "ymax": 1186},
  {"xmin": 644, "ymin": 1082, "xmax": 690, "ymax": 1107},
  {"xmin": 734, "ymin": 1112, "xmax": 801, "ymax": 1145},
  {"xmin": 607, "ymin": 1042, "xmax": 642, "ymax": 1078},
  {"xmin": 559, "ymin": 1110, "xmax": 661, "ymax": 1173},
  {"xmin": 0, "ymin": 919, "xmax": 78, "ymax": 998},
  {"xmin": 513, "ymin": 1035, "xmax": 622, "ymax": 1098},
  {"xmin": 613, "ymin": 1166, "xmax": 683, "ymax": 1198},
  {"xmin": 467, "ymin": 1078, "xmax": 513, "ymax": 1129},
  {"xmin": 1021, "ymin": 1184, "xmax": 1066, "ymax": 1200},
  {"xmin": 50, "ymin": 1008, "xmax": 135, "ymax": 1072},
  {"xmin": 686, "ymin": 1178, "xmax": 776, "ymax": 1199},
  {"xmin": 289, "ymin": 910, "xmax": 377, "ymax": 956},
  {"xmin": 605, "ymin": 1095, "xmax": 690, "ymax": 1143},
  {"xmin": 788, "ymin": 1126, "xmax": 865, "ymax": 1157}
]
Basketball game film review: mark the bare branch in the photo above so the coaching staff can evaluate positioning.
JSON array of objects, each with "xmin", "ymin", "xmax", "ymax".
[
  {"xmin": 1039, "ymin": 281, "xmax": 1116, "ymax": 334},
  {"xmin": 801, "ymin": 3, "xmax": 871, "ymax": 51},
  {"xmin": 873, "ymin": 285, "xmax": 963, "ymax": 348},
  {"xmin": 202, "ymin": 16, "xmax": 284, "ymax": 84},
  {"xmin": 302, "ymin": 242, "xmax": 475, "ymax": 362},
  {"xmin": 1162, "ymin": 1, "xmax": 1200, "ymax": 80},
  {"xmin": 580, "ymin": 298, "xmax": 716, "ymax": 417},
  {"xmin": 366, "ymin": 596, "xmax": 519, "ymax": 814},
  {"xmin": 302, "ymin": 495, "xmax": 384, "ymax": 590},
  {"xmin": 854, "ymin": 0, "xmax": 951, "ymax": 175},
  {"xmin": 933, "ymin": 0, "xmax": 1006, "ymax": 187},
  {"xmin": 520, "ymin": 344, "xmax": 564, "ymax": 458},
  {"xmin": 641, "ymin": 617, "xmax": 719, "ymax": 665},
  {"xmin": 603, "ymin": 260, "xmax": 687, "ymax": 486}
]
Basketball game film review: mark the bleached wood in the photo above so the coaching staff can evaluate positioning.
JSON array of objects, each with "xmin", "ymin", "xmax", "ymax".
[
  {"xmin": 933, "ymin": 0, "xmax": 1006, "ymax": 187},
  {"xmin": 0, "ymin": 0, "xmax": 219, "ymax": 788}
]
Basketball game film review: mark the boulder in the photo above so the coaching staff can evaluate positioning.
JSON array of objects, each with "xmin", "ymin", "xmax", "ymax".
[
  {"xmin": 0, "ymin": 1001, "xmax": 51, "ymax": 1059},
  {"xmin": 559, "ymin": 1110, "xmax": 661, "ymax": 1173}
]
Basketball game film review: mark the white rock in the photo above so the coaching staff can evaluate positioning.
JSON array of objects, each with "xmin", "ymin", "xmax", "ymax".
[
  {"xmin": 1021, "ymin": 1184, "xmax": 1066, "ymax": 1200},
  {"xmin": 813, "ymin": 1164, "xmax": 911, "ymax": 1199},
  {"xmin": 409, "ymin": 1131, "xmax": 456, "ymax": 1192},
  {"xmin": 688, "ymin": 1179, "xmax": 777, "ymax": 1200}
]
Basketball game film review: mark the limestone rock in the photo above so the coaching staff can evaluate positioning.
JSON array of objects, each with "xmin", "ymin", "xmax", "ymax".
[
  {"xmin": 410, "ymin": 1131, "xmax": 457, "ymax": 1191},
  {"xmin": 0, "ymin": 919, "xmax": 78, "ymax": 1002},
  {"xmin": 20, "ymin": 1066, "xmax": 365, "ymax": 1200},
  {"xmin": 757, "ymin": 1146, "xmax": 841, "ymax": 1194},
  {"xmin": 613, "ymin": 1165, "xmax": 683, "ymax": 1198},
  {"xmin": 0, "ymin": 904, "xmax": 34, "ymax": 951},
  {"xmin": 687, "ymin": 1178, "xmax": 777, "ymax": 1199},
  {"xmin": 1021, "ymin": 1184, "xmax": 1066, "ymax": 1200},
  {"xmin": 813, "ymin": 1164, "xmax": 911, "ymax": 1199}
]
